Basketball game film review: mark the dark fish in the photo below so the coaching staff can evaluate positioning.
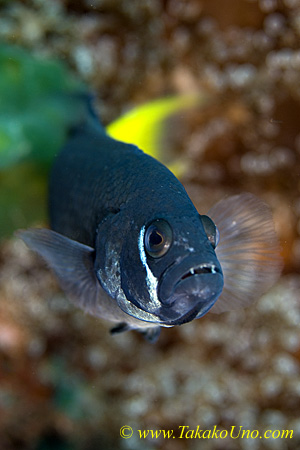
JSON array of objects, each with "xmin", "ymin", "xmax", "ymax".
[{"xmin": 18, "ymin": 101, "xmax": 281, "ymax": 342}]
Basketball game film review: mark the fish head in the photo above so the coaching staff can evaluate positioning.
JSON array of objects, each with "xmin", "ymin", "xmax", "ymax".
[
  {"xmin": 95, "ymin": 209, "xmax": 223, "ymax": 326},
  {"xmin": 139, "ymin": 213, "xmax": 224, "ymax": 325}
]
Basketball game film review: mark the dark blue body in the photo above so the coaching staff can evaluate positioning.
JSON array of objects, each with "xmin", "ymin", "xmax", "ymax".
[{"xmin": 50, "ymin": 121, "xmax": 198, "ymax": 248}]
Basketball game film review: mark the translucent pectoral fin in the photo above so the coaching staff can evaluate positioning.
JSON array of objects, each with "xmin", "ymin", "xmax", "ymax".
[
  {"xmin": 208, "ymin": 193, "xmax": 282, "ymax": 314},
  {"xmin": 16, "ymin": 228, "xmax": 101, "ymax": 314}
]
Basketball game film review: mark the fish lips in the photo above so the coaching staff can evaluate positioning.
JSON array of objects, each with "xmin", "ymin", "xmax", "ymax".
[{"xmin": 157, "ymin": 254, "xmax": 223, "ymax": 325}]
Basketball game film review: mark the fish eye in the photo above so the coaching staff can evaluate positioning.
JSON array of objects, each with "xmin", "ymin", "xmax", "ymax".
[
  {"xmin": 144, "ymin": 219, "xmax": 173, "ymax": 258},
  {"xmin": 200, "ymin": 215, "xmax": 220, "ymax": 249}
]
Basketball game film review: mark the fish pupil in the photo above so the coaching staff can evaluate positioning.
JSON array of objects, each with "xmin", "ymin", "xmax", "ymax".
[{"xmin": 149, "ymin": 230, "xmax": 163, "ymax": 247}]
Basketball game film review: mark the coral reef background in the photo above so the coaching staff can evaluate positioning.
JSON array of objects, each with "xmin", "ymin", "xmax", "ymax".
[{"xmin": 0, "ymin": 1, "xmax": 300, "ymax": 449}]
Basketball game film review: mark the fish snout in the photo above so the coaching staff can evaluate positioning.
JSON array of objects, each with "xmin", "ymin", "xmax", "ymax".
[{"xmin": 157, "ymin": 255, "xmax": 223, "ymax": 324}]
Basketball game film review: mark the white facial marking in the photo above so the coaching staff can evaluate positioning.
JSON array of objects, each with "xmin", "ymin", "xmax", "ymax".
[{"xmin": 138, "ymin": 226, "xmax": 161, "ymax": 308}]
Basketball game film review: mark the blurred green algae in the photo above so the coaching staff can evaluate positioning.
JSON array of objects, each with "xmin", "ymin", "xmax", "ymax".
[{"xmin": 0, "ymin": 44, "xmax": 88, "ymax": 238}]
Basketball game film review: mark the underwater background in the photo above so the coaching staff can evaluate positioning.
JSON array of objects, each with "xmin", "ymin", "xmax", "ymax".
[{"xmin": 0, "ymin": 0, "xmax": 300, "ymax": 449}]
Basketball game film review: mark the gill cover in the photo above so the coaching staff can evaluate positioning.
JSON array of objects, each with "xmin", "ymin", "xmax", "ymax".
[{"xmin": 94, "ymin": 211, "xmax": 163, "ymax": 323}]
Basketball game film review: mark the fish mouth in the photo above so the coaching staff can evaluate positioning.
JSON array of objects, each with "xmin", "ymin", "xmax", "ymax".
[
  {"xmin": 180, "ymin": 263, "xmax": 219, "ymax": 280},
  {"xmin": 157, "ymin": 255, "xmax": 223, "ymax": 325}
]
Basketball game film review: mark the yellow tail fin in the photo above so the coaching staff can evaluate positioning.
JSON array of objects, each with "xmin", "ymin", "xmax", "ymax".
[{"xmin": 107, "ymin": 94, "xmax": 204, "ymax": 176}]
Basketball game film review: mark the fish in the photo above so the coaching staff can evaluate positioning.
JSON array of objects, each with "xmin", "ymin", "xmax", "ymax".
[{"xmin": 18, "ymin": 98, "xmax": 282, "ymax": 342}]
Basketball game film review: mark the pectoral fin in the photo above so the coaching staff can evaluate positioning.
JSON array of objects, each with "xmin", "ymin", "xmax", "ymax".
[
  {"xmin": 208, "ymin": 193, "xmax": 282, "ymax": 314},
  {"xmin": 16, "ymin": 228, "xmax": 101, "ymax": 314},
  {"xmin": 110, "ymin": 322, "xmax": 131, "ymax": 335}
]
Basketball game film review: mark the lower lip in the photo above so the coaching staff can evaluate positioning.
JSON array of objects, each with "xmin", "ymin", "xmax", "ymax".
[{"xmin": 160, "ymin": 271, "xmax": 223, "ymax": 306}]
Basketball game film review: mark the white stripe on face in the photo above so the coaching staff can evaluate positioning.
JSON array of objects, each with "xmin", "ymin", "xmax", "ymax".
[{"xmin": 138, "ymin": 226, "xmax": 161, "ymax": 309}]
